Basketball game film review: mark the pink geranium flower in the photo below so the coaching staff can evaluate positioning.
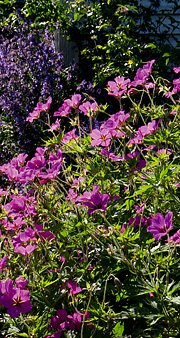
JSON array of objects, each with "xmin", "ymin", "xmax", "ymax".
[
  {"xmin": 79, "ymin": 185, "xmax": 111, "ymax": 214},
  {"xmin": 147, "ymin": 212, "xmax": 173, "ymax": 240},
  {"xmin": 100, "ymin": 148, "xmax": 124, "ymax": 161},
  {"xmin": 54, "ymin": 101, "xmax": 71, "ymax": 117},
  {"xmin": 15, "ymin": 276, "xmax": 28, "ymax": 289},
  {"xmin": 165, "ymin": 87, "xmax": 177, "ymax": 98},
  {"xmin": 100, "ymin": 111, "xmax": 128, "ymax": 138},
  {"xmin": 3, "ymin": 195, "xmax": 27, "ymax": 215},
  {"xmin": 54, "ymin": 95, "xmax": 81, "ymax": 117},
  {"xmin": 173, "ymin": 67, "xmax": 180, "ymax": 74},
  {"xmin": 10, "ymin": 153, "xmax": 28, "ymax": 169},
  {"xmin": 67, "ymin": 312, "xmax": 82, "ymax": 330},
  {"xmin": 82, "ymin": 193, "xmax": 110, "ymax": 214},
  {"xmin": 156, "ymin": 149, "xmax": 171, "ymax": 155},
  {"xmin": 3, "ymin": 165, "xmax": 19, "ymax": 181},
  {"xmin": 66, "ymin": 188, "xmax": 78, "ymax": 203},
  {"xmin": 49, "ymin": 119, "xmax": 61, "ymax": 132},
  {"xmin": 129, "ymin": 215, "xmax": 149, "ymax": 228},
  {"xmin": 47, "ymin": 149, "xmax": 63, "ymax": 164},
  {"xmin": 18, "ymin": 167, "xmax": 37, "ymax": 184},
  {"xmin": 90, "ymin": 129, "xmax": 111, "ymax": 147},
  {"xmin": 67, "ymin": 280, "xmax": 82, "ymax": 295},
  {"xmin": 4, "ymin": 217, "xmax": 24, "ymax": 231},
  {"xmin": 38, "ymin": 161, "xmax": 62, "ymax": 180},
  {"xmin": 13, "ymin": 227, "xmax": 36, "ymax": 246},
  {"xmin": 79, "ymin": 101, "xmax": 98, "ymax": 117},
  {"xmin": 56, "ymin": 309, "xmax": 68, "ymax": 322},
  {"xmin": 14, "ymin": 244, "xmax": 38, "ymax": 256},
  {"xmin": 62, "ymin": 129, "xmax": 78, "ymax": 145},
  {"xmin": 26, "ymin": 154, "xmax": 46, "ymax": 171},
  {"xmin": 128, "ymin": 120, "xmax": 159, "ymax": 146},
  {"xmin": 0, "ymin": 188, "xmax": 9, "ymax": 196},
  {"xmin": 26, "ymin": 96, "xmax": 52, "ymax": 122},
  {"xmin": 0, "ymin": 287, "xmax": 32, "ymax": 318},
  {"xmin": 128, "ymin": 130, "xmax": 144, "ymax": 145},
  {"xmin": 0, "ymin": 279, "xmax": 14, "ymax": 296},
  {"xmin": 38, "ymin": 231, "xmax": 56, "ymax": 242},
  {"xmin": 168, "ymin": 229, "xmax": 180, "ymax": 244},
  {"xmin": 173, "ymin": 78, "xmax": 180, "ymax": 92},
  {"xmin": 138, "ymin": 120, "xmax": 158, "ymax": 137},
  {"xmin": 65, "ymin": 94, "xmax": 82, "ymax": 109},
  {"xmin": 107, "ymin": 76, "xmax": 131, "ymax": 98},
  {"xmin": 0, "ymin": 256, "xmax": 8, "ymax": 271},
  {"xmin": 130, "ymin": 60, "xmax": 155, "ymax": 87},
  {"xmin": 38, "ymin": 148, "xmax": 62, "ymax": 181}
]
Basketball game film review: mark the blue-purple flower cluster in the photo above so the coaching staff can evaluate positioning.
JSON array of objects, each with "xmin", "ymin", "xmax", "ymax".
[{"xmin": 0, "ymin": 16, "xmax": 75, "ymax": 160}]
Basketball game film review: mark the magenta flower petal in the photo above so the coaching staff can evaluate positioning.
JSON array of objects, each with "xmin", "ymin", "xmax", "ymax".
[
  {"xmin": 173, "ymin": 67, "xmax": 180, "ymax": 74},
  {"xmin": 57, "ymin": 309, "xmax": 68, "ymax": 321},
  {"xmin": 0, "ymin": 256, "xmax": 8, "ymax": 271},
  {"xmin": 6, "ymin": 288, "xmax": 32, "ymax": 318},
  {"xmin": 147, "ymin": 212, "xmax": 173, "ymax": 240},
  {"xmin": 67, "ymin": 280, "xmax": 82, "ymax": 295},
  {"xmin": 39, "ymin": 231, "xmax": 56, "ymax": 241},
  {"xmin": 0, "ymin": 293, "xmax": 14, "ymax": 308},
  {"xmin": 168, "ymin": 229, "xmax": 180, "ymax": 244},
  {"xmin": 15, "ymin": 276, "xmax": 28, "ymax": 289},
  {"xmin": 0, "ymin": 279, "xmax": 14, "ymax": 295},
  {"xmin": 14, "ymin": 244, "xmax": 38, "ymax": 256}
]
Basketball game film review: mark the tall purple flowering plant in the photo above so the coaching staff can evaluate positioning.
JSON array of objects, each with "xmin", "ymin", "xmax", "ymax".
[{"xmin": 0, "ymin": 15, "xmax": 76, "ymax": 161}]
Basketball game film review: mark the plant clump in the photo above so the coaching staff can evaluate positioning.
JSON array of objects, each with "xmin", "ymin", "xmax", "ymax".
[{"xmin": 0, "ymin": 61, "xmax": 180, "ymax": 337}]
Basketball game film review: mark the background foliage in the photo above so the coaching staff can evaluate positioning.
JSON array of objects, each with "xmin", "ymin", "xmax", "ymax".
[{"xmin": 1, "ymin": 0, "xmax": 180, "ymax": 85}]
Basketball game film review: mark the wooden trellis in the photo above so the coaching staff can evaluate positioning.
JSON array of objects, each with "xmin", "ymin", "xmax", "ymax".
[{"xmin": 138, "ymin": 0, "xmax": 180, "ymax": 47}]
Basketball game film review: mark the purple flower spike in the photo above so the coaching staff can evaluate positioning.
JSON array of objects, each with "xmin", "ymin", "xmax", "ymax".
[{"xmin": 147, "ymin": 212, "xmax": 173, "ymax": 240}]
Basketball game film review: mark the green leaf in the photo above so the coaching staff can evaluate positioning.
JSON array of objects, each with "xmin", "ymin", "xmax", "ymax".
[
  {"xmin": 145, "ymin": 43, "xmax": 157, "ymax": 49},
  {"xmin": 96, "ymin": 44, "xmax": 103, "ymax": 49},
  {"xmin": 168, "ymin": 282, "xmax": 180, "ymax": 295},
  {"xmin": 130, "ymin": 184, "xmax": 153, "ymax": 197},
  {"xmin": 112, "ymin": 321, "xmax": 124, "ymax": 337},
  {"xmin": 167, "ymin": 296, "xmax": 180, "ymax": 305},
  {"xmin": 74, "ymin": 12, "xmax": 83, "ymax": 21},
  {"xmin": 162, "ymin": 52, "xmax": 170, "ymax": 57},
  {"xmin": 166, "ymin": 58, "xmax": 169, "ymax": 65}
]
